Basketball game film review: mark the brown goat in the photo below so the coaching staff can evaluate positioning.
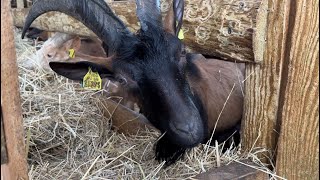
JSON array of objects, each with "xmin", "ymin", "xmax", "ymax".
[
  {"xmin": 24, "ymin": 31, "xmax": 148, "ymax": 134},
  {"xmin": 22, "ymin": 0, "xmax": 245, "ymax": 166},
  {"xmin": 28, "ymin": 32, "xmax": 139, "ymax": 110}
]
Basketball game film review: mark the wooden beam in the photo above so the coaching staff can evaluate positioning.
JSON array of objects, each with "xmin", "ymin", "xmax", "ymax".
[
  {"xmin": 12, "ymin": 0, "xmax": 263, "ymax": 63},
  {"xmin": 275, "ymin": 0, "xmax": 319, "ymax": 179},
  {"xmin": 1, "ymin": 0, "xmax": 29, "ymax": 179},
  {"xmin": 194, "ymin": 160, "xmax": 269, "ymax": 180}
]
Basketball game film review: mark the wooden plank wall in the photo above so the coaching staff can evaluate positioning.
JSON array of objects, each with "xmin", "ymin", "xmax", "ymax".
[
  {"xmin": 241, "ymin": 0, "xmax": 283, "ymax": 162},
  {"xmin": 1, "ymin": 0, "xmax": 29, "ymax": 179},
  {"xmin": 275, "ymin": 0, "xmax": 319, "ymax": 179},
  {"xmin": 242, "ymin": 0, "xmax": 319, "ymax": 179}
]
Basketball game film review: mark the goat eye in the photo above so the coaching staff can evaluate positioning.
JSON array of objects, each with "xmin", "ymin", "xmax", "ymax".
[{"xmin": 117, "ymin": 76, "xmax": 127, "ymax": 85}]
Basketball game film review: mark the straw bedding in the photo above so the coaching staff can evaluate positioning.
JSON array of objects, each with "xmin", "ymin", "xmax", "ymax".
[{"xmin": 13, "ymin": 27, "xmax": 281, "ymax": 180}]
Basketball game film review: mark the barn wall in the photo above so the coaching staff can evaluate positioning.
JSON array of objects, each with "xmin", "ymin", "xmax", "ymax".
[
  {"xmin": 275, "ymin": 0, "xmax": 319, "ymax": 179},
  {"xmin": 242, "ymin": 0, "xmax": 319, "ymax": 179}
]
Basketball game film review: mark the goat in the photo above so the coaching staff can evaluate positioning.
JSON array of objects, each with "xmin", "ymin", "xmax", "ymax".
[
  {"xmin": 29, "ymin": 31, "xmax": 140, "ymax": 111},
  {"xmin": 23, "ymin": 31, "xmax": 147, "ymax": 133},
  {"xmin": 34, "ymin": 33, "xmax": 105, "ymax": 70},
  {"xmin": 22, "ymin": 0, "xmax": 244, "ymax": 166}
]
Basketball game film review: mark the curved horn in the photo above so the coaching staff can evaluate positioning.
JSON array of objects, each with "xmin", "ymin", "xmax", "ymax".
[
  {"xmin": 136, "ymin": 0, "xmax": 162, "ymax": 31},
  {"xmin": 21, "ymin": 0, "xmax": 133, "ymax": 52}
]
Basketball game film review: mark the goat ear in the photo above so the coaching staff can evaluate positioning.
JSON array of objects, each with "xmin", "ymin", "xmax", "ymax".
[
  {"xmin": 136, "ymin": 0, "xmax": 162, "ymax": 31},
  {"xmin": 163, "ymin": 0, "xmax": 184, "ymax": 36},
  {"xmin": 63, "ymin": 36, "xmax": 81, "ymax": 51},
  {"xmin": 49, "ymin": 61, "xmax": 114, "ymax": 81},
  {"xmin": 163, "ymin": 4, "xmax": 175, "ymax": 35}
]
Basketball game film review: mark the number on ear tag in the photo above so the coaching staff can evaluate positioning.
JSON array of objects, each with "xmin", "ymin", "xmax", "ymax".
[
  {"xmin": 82, "ymin": 67, "xmax": 102, "ymax": 90},
  {"xmin": 68, "ymin": 49, "xmax": 75, "ymax": 58}
]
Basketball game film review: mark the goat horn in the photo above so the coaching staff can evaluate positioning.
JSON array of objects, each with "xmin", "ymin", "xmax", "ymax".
[
  {"xmin": 135, "ymin": 0, "xmax": 162, "ymax": 31},
  {"xmin": 21, "ymin": 0, "xmax": 133, "ymax": 52}
]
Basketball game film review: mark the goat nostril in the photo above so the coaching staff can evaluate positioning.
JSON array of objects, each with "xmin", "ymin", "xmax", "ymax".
[
  {"xmin": 171, "ymin": 121, "xmax": 193, "ymax": 134},
  {"xmin": 47, "ymin": 54, "xmax": 52, "ymax": 58}
]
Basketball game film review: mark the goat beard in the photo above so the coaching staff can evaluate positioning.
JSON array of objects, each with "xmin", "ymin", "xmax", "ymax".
[{"xmin": 154, "ymin": 133, "xmax": 190, "ymax": 167}]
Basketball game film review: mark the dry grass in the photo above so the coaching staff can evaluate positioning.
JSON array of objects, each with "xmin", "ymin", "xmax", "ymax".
[{"xmin": 14, "ymin": 28, "xmax": 284, "ymax": 180}]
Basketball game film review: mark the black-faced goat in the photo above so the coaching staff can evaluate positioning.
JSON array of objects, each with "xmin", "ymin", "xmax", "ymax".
[{"xmin": 22, "ymin": 0, "xmax": 244, "ymax": 166}]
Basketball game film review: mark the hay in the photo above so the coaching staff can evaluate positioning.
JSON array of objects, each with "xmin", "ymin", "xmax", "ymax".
[{"xmin": 14, "ymin": 27, "xmax": 283, "ymax": 180}]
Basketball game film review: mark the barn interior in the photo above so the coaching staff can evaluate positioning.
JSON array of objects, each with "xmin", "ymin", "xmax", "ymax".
[{"xmin": 2, "ymin": 0, "xmax": 318, "ymax": 179}]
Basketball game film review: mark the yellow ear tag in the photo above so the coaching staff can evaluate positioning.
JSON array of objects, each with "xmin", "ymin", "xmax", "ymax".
[
  {"xmin": 68, "ymin": 49, "xmax": 75, "ymax": 58},
  {"xmin": 178, "ymin": 29, "xmax": 184, "ymax": 40},
  {"xmin": 82, "ymin": 67, "xmax": 102, "ymax": 90}
]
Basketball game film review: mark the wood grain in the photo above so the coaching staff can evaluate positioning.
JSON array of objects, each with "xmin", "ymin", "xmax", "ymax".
[
  {"xmin": 12, "ymin": 0, "xmax": 262, "ymax": 63},
  {"xmin": 242, "ymin": 0, "xmax": 319, "ymax": 179},
  {"xmin": 16, "ymin": 0, "xmax": 24, "ymax": 8},
  {"xmin": 275, "ymin": 0, "xmax": 319, "ymax": 179},
  {"xmin": 1, "ymin": 0, "xmax": 29, "ymax": 179},
  {"xmin": 241, "ymin": 0, "xmax": 287, "ymax": 163},
  {"xmin": 1, "ymin": 107, "xmax": 8, "ymax": 164}
]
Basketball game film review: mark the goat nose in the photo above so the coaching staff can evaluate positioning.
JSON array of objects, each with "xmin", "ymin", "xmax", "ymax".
[
  {"xmin": 169, "ymin": 119, "xmax": 204, "ymax": 147},
  {"xmin": 172, "ymin": 120, "xmax": 195, "ymax": 134}
]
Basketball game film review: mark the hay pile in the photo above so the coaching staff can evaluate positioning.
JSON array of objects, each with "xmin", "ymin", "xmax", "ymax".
[{"xmin": 14, "ymin": 28, "xmax": 281, "ymax": 180}]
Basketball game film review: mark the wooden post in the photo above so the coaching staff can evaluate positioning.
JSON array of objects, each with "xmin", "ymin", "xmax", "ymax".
[
  {"xmin": 241, "ymin": 0, "xmax": 285, "ymax": 163},
  {"xmin": 242, "ymin": 0, "xmax": 319, "ymax": 179},
  {"xmin": 275, "ymin": 0, "xmax": 319, "ymax": 179},
  {"xmin": 1, "ymin": 0, "xmax": 29, "ymax": 179}
]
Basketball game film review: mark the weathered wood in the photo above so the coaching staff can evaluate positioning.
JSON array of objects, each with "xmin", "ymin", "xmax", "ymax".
[
  {"xmin": 181, "ymin": 0, "xmax": 261, "ymax": 62},
  {"xmin": 1, "ymin": 0, "xmax": 29, "ymax": 179},
  {"xmin": 12, "ymin": 0, "xmax": 263, "ymax": 63},
  {"xmin": 1, "ymin": 107, "xmax": 8, "ymax": 165},
  {"xmin": 1, "ymin": 164, "xmax": 12, "ymax": 180},
  {"xmin": 241, "ymin": 0, "xmax": 285, "ymax": 163},
  {"xmin": 275, "ymin": 0, "xmax": 319, "ymax": 179},
  {"xmin": 242, "ymin": 1, "xmax": 319, "ymax": 179},
  {"xmin": 26, "ymin": 0, "xmax": 32, "ymax": 7},
  {"xmin": 98, "ymin": 97, "xmax": 158, "ymax": 135},
  {"xmin": 16, "ymin": 0, "xmax": 24, "ymax": 8},
  {"xmin": 194, "ymin": 160, "xmax": 269, "ymax": 180},
  {"xmin": 252, "ymin": 0, "xmax": 268, "ymax": 63}
]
